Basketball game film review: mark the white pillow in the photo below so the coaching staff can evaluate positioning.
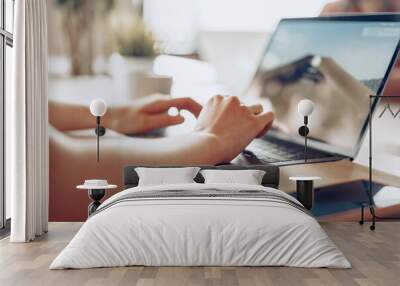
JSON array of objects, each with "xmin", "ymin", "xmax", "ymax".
[
  {"xmin": 200, "ymin": 169, "xmax": 266, "ymax": 185},
  {"xmin": 135, "ymin": 167, "xmax": 200, "ymax": 186}
]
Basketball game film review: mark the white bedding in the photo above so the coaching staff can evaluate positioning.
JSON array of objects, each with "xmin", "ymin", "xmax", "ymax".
[{"xmin": 50, "ymin": 183, "xmax": 350, "ymax": 269}]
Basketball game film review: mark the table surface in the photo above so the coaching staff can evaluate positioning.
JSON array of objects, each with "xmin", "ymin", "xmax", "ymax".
[
  {"xmin": 280, "ymin": 159, "xmax": 400, "ymax": 193},
  {"xmin": 289, "ymin": 176, "xmax": 321, "ymax": 181},
  {"xmin": 76, "ymin": 185, "xmax": 118, "ymax": 190}
]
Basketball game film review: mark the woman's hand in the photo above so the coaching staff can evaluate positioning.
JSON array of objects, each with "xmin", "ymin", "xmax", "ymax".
[
  {"xmin": 104, "ymin": 94, "xmax": 202, "ymax": 134},
  {"xmin": 194, "ymin": 95, "xmax": 274, "ymax": 163}
]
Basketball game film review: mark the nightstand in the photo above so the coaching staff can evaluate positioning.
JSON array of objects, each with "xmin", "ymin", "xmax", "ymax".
[
  {"xmin": 289, "ymin": 176, "xmax": 321, "ymax": 210},
  {"xmin": 77, "ymin": 180, "xmax": 117, "ymax": 216}
]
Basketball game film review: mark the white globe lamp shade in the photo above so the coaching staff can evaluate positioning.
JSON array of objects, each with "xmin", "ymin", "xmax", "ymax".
[
  {"xmin": 298, "ymin": 99, "xmax": 315, "ymax": 116},
  {"xmin": 90, "ymin": 99, "xmax": 107, "ymax": 117}
]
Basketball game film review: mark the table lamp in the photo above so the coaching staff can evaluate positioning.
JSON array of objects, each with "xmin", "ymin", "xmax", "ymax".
[
  {"xmin": 89, "ymin": 99, "xmax": 107, "ymax": 162},
  {"xmin": 298, "ymin": 99, "xmax": 315, "ymax": 163}
]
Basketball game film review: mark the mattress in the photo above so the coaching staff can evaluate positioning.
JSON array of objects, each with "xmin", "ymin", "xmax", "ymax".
[{"xmin": 50, "ymin": 183, "xmax": 350, "ymax": 269}]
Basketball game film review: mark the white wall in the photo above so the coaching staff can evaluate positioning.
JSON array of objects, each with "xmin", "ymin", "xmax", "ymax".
[{"xmin": 144, "ymin": 0, "xmax": 333, "ymax": 54}]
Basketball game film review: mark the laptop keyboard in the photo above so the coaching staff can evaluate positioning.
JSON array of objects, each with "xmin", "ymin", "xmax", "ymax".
[{"xmin": 243, "ymin": 136, "xmax": 334, "ymax": 163}]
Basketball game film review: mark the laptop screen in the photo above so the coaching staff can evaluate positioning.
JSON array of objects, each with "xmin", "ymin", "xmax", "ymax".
[{"xmin": 245, "ymin": 16, "xmax": 400, "ymax": 156}]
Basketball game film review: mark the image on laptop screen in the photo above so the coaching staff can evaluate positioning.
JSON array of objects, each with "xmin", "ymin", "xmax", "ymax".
[{"xmin": 245, "ymin": 18, "xmax": 400, "ymax": 153}]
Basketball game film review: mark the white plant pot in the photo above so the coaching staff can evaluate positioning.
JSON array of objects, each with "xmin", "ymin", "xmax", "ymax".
[
  {"xmin": 127, "ymin": 73, "xmax": 172, "ymax": 99},
  {"xmin": 110, "ymin": 53, "xmax": 171, "ymax": 99},
  {"xmin": 123, "ymin": 55, "xmax": 155, "ymax": 74},
  {"xmin": 110, "ymin": 53, "xmax": 154, "ymax": 79}
]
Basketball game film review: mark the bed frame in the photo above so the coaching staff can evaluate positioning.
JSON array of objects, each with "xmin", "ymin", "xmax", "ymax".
[{"xmin": 123, "ymin": 165, "xmax": 280, "ymax": 189}]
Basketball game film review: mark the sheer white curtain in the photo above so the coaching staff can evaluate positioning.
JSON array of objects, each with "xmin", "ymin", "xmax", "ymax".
[{"xmin": 8, "ymin": 0, "xmax": 49, "ymax": 242}]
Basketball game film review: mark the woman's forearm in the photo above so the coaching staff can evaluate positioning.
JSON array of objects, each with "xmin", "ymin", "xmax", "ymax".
[
  {"xmin": 49, "ymin": 100, "xmax": 119, "ymax": 132},
  {"xmin": 50, "ymin": 127, "xmax": 224, "ymax": 172},
  {"xmin": 49, "ymin": 96, "xmax": 202, "ymax": 134},
  {"xmin": 49, "ymin": 100, "xmax": 96, "ymax": 131},
  {"xmin": 118, "ymin": 132, "xmax": 223, "ymax": 165},
  {"xmin": 93, "ymin": 132, "xmax": 223, "ymax": 165}
]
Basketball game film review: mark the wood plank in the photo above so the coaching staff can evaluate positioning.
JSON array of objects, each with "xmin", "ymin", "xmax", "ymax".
[{"xmin": 1, "ymin": 222, "xmax": 400, "ymax": 286}]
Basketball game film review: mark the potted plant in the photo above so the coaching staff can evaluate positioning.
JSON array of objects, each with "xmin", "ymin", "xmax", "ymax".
[
  {"xmin": 110, "ymin": 11, "xmax": 157, "ymax": 74},
  {"xmin": 55, "ymin": 0, "xmax": 114, "ymax": 76},
  {"xmin": 109, "ymin": 12, "xmax": 170, "ymax": 99}
]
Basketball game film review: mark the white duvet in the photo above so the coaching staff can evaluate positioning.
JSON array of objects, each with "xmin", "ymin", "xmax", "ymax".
[{"xmin": 50, "ymin": 183, "xmax": 350, "ymax": 269}]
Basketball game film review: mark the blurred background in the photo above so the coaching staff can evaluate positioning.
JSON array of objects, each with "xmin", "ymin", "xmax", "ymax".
[
  {"xmin": 47, "ymin": 0, "xmax": 400, "ymax": 175},
  {"xmin": 47, "ymin": 0, "xmax": 331, "ymax": 102}
]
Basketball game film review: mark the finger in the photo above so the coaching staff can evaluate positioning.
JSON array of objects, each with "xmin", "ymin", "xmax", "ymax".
[
  {"xmin": 145, "ymin": 114, "xmax": 185, "ymax": 130},
  {"xmin": 145, "ymin": 97, "xmax": 203, "ymax": 117},
  {"xmin": 208, "ymin": 94, "xmax": 224, "ymax": 107},
  {"xmin": 225, "ymin": 96, "xmax": 240, "ymax": 106},
  {"xmin": 248, "ymin": 104, "xmax": 263, "ymax": 115},
  {"xmin": 256, "ymin": 111, "xmax": 274, "ymax": 124},
  {"xmin": 257, "ymin": 121, "xmax": 273, "ymax": 138},
  {"xmin": 255, "ymin": 112, "xmax": 274, "ymax": 137},
  {"xmin": 212, "ymin": 94, "xmax": 224, "ymax": 102}
]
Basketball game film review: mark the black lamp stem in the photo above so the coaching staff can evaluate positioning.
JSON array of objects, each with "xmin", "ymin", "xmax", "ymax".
[
  {"xmin": 304, "ymin": 116, "xmax": 308, "ymax": 163},
  {"xmin": 368, "ymin": 95, "xmax": 375, "ymax": 229},
  {"xmin": 360, "ymin": 95, "xmax": 400, "ymax": 230},
  {"xmin": 97, "ymin": 116, "xmax": 100, "ymax": 162},
  {"xmin": 369, "ymin": 96, "xmax": 372, "ymax": 205}
]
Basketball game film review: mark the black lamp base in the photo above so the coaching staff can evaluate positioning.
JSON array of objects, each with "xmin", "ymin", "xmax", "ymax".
[
  {"xmin": 296, "ymin": 180, "xmax": 314, "ymax": 210},
  {"xmin": 95, "ymin": 126, "xmax": 106, "ymax": 136},
  {"xmin": 88, "ymin": 189, "xmax": 106, "ymax": 216}
]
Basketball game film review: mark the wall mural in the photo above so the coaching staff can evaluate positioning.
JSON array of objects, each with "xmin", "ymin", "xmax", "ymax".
[{"xmin": 48, "ymin": 0, "xmax": 400, "ymax": 222}]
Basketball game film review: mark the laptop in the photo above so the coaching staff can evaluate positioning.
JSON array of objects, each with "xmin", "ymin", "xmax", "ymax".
[{"xmin": 241, "ymin": 14, "xmax": 400, "ymax": 166}]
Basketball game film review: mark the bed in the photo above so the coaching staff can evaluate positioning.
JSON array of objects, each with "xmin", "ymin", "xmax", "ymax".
[{"xmin": 50, "ymin": 165, "xmax": 350, "ymax": 269}]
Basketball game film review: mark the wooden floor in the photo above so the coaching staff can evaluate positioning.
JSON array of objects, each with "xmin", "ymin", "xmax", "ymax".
[{"xmin": 0, "ymin": 222, "xmax": 399, "ymax": 286}]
